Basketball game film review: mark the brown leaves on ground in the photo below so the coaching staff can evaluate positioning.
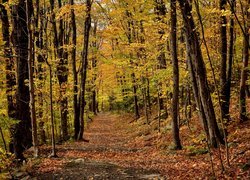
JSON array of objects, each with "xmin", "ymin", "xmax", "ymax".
[{"xmin": 28, "ymin": 112, "xmax": 250, "ymax": 179}]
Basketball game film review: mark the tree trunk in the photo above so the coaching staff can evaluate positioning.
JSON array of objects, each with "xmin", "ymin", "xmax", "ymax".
[
  {"xmin": 78, "ymin": 0, "xmax": 92, "ymax": 140},
  {"xmin": 91, "ymin": 20, "xmax": 98, "ymax": 115},
  {"xmin": 57, "ymin": 0, "xmax": 68, "ymax": 141},
  {"xmin": 35, "ymin": 0, "xmax": 46, "ymax": 124},
  {"xmin": 11, "ymin": 0, "xmax": 32, "ymax": 160},
  {"xmin": 186, "ymin": 47, "xmax": 209, "ymax": 136},
  {"xmin": 170, "ymin": 0, "xmax": 182, "ymax": 150},
  {"xmin": 47, "ymin": 63, "xmax": 57, "ymax": 157},
  {"xmin": 70, "ymin": 0, "xmax": 80, "ymax": 140},
  {"xmin": 146, "ymin": 78, "xmax": 151, "ymax": 113},
  {"xmin": 220, "ymin": 0, "xmax": 229, "ymax": 121},
  {"xmin": 132, "ymin": 73, "xmax": 140, "ymax": 119},
  {"xmin": 178, "ymin": 0, "xmax": 224, "ymax": 147},
  {"xmin": 142, "ymin": 77, "xmax": 149, "ymax": 124},
  {"xmin": 26, "ymin": 0, "xmax": 38, "ymax": 157},
  {"xmin": 225, "ymin": 0, "xmax": 235, "ymax": 121},
  {"xmin": 239, "ymin": 0, "xmax": 250, "ymax": 121},
  {"xmin": 154, "ymin": 0, "xmax": 167, "ymax": 112}
]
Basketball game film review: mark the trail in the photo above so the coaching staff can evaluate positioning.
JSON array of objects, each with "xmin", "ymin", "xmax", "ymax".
[
  {"xmin": 34, "ymin": 113, "xmax": 164, "ymax": 179},
  {"xmin": 28, "ymin": 112, "xmax": 250, "ymax": 179}
]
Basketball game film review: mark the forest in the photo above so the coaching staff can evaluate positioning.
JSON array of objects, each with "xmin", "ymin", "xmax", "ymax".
[{"xmin": 0, "ymin": 0, "xmax": 249, "ymax": 179}]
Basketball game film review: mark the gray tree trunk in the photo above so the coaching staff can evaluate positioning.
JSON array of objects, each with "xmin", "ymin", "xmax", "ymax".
[
  {"xmin": 170, "ymin": 0, "xmax": 182, "ymax": 150},
  {"xmin": 178, "ymin": 0, "xmax": 224, "ymax": 147}
]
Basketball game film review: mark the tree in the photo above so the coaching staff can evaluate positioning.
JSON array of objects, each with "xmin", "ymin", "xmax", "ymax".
[
  {"xmin": 170, "ymin": 0, "xmax": 182, "ymax": 150},
  {"xmin": 57, "ymin": 0, "xmax": 69, "ymax": 141},
  {"xmin": 239, "ymin": 0, "xmax": 249, "ymax": 121},
  {"xmin": 220, "ymin": 0, "xmax": 229, "ymax": 121},
  {"xmin": 154, "ymin": 0, "xmax": 167, "ymax": 112},
  {"xmin": 11, "ymin": 0, "xmax": 32, "ymax": 159},
  {"xmin": 225, "ymin": 0, "xmax": 235, "ymax": 121},
  {"xmin": 70, "ymin": 0, "xmax": 80, "ymax": 140},
  {"xmin": 90, "ymin": 20, "xmax": 98, "ymax": 115},
  {"xmin": 26, "ymin": 0, "xmax": 38, "ymax": 157},
  {"xmin": 178, "ymin": 0, "xmax": 224, "ymax": 147},
  {"xmin": 78, "ymin": 0, "xmax": 92, "ymax": 140}
]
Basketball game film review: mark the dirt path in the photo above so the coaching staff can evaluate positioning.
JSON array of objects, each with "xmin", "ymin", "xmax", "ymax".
[
  {"xmin": 26, "ymin": 112, "xmax": 250, "ymax": 179},
  {"xmin": 33, "ymin": 113, "xmax": 165, "ymax": 179}
]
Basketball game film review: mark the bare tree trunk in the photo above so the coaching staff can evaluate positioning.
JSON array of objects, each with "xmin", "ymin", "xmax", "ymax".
[
  {"xmin": 157, "ymin": 85, "xmax": 161, "ymax": 132},
  {"xmin": 91, "ymin": 20, "xmax": 98, "ymax": 115},
  {"xmin": 70, "ymin": 0, "xmax": 79, "ymax": 140},
  {"xmin": 239, "ymin": 0, "xmax": 250, "ymax": 121},
  {"xmin": 11, "ymin": 0, "xmax": 32, "ymax": 160},
  {"xmin": 225, "ymin": 0, "xmax": 235, "ymax": 121},
  {"xmin": 178, "ymin": 0, "xmax": 224, "ymax": 147},
  {"xmin": 57, "ymin": 0, "xmax": 68, "ymax": 141},
  {"xmin": 47, "ymin": 63, "xmax": 57, "ymax": 158},
  {"xmin": 146, "ymin": 78, "xmax": 151, "ymax": 113},
  {"xmin": 142, "ymin": 77, "xmax": 149, "ymax": 124},
  {"xmin": 26, "ymin": 0, "xmax": 38, "ymax": 157},
  {"xmin": 154, "ymin": 0, "xmax": 167, "ymax": 112},
  {"xmin": 170, "ymin": 0, "xmax": 182, "ymax": 150},
  {"xmin": 220, "ymin": 0, "xmax": 229, "ymax": 121},
  {"xmin": 78, "ymin": 0, "xmax": 92, "ymax": 140},
  {"xmin": 132, "ymin": 73, "xmax": 140, "ymax": 119}
]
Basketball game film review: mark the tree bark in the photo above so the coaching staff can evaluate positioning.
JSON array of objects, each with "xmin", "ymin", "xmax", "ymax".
[
  {"xmin": 178, "ymin": 0, "xmax": 224, "ymax": 147},
  {"xmin": 154, "ymin": 0, "xmax": 167, "ymax": 111},
  {"xmin": 91, "ymin": 20, "xmax": 98, "ymax": 115},
  {"xmin": 142, "ymin": 77, "xmax": 149, "ymax": 124},
  {"xmin": 57, "ymin": 0, "xmax": 69, "ymax": 141},
  {"xmin": 220, "ymin": 0, "xmax": 229, "ymax": 121},
  {"xmin": 70, "ymin": 0, "xmax": 80, "ymax": 140},
  {"xmin": 170, "ymin": 0, "xmax": 182, "ymax": 150},
  {"xmin": 132, "ymin": 72, "xmax": 140, "ymax": 119},
  {"xmin": 239, "ymin": 0, "xmax": 250, "ymax": 121},
  {"xmin": 26, "ymin": 0, "xmax": 38, "ymax": 157},
  {"xmin": 47, "ymin": 62, "xmax": 57, "ymax": 157},
  {"xmin": 78, "ymin": 0, "xmax": 92, "ymax": 140},
  {"xmin": 11, "ymin": 0, "xmax": 32, "ymax": 159},
  {"xmin": 225, "ymin": 0, "xmax": 235, "ymax": 121}
]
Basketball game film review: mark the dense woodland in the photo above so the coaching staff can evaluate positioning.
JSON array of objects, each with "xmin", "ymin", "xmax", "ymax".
[{"xmin": 0, "ymin": 0, "xmax": 249, "ymax": 178}]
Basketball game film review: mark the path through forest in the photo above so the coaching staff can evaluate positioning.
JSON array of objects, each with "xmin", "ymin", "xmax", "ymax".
[
  {"xmin": 29, "ymin": 112, "xmax": 250, "ymax": 179},
  {"xmin": 32, "ymin": 113, "xmax": 165, "ymax": 179}
]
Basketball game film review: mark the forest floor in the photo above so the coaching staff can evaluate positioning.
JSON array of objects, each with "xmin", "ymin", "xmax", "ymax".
[{"xmin": 18, "ymin": 112, "xmax": 250, "ymax": 179}]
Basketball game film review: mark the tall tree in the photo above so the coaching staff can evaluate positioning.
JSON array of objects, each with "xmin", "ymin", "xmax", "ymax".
[
  {"xmin": 170, "ymin": 0, "xmax": 182, "ymax": 150},
  {"xmin": 11, "ymin": 0, "xmax": 32, "ymax": 159},
  {"xmin": 220, "ymin": 0, "xmax": 229, "ymax": 121},
  {"xmin": 239, "ymin": 0, "xmax": 249, "ymax": 121},
  {"xmin": 126, "ymin": 10, "xmax": 140, "ymax": 120},
  {"xmin": 57, "ymin": 0, "xmax": 69, "ymax": 141},
  {"xmin": 26, "ymin": 0, "xmax": 38, "ymax": 157},
  {"xmin": 78, "ymin": 0, "xmax": 92, "ymax": 140},
  {"xmin": 225, "ymin": 0, "xmax": 235, "ymax": 121},
  {"xmin": 70, "ymin": 0, "xmax": 80, "ymax": 140},
  {"xmin": 154, "ymin": 0, "xmax": 167, "ymax": 113},
  {"xmin": 90, "ymin": 20, "xmax": 98, "ymax": 115},
  {"xmin": 178, "ymin": 0, "xmax": 224, "ymax": 147}
]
